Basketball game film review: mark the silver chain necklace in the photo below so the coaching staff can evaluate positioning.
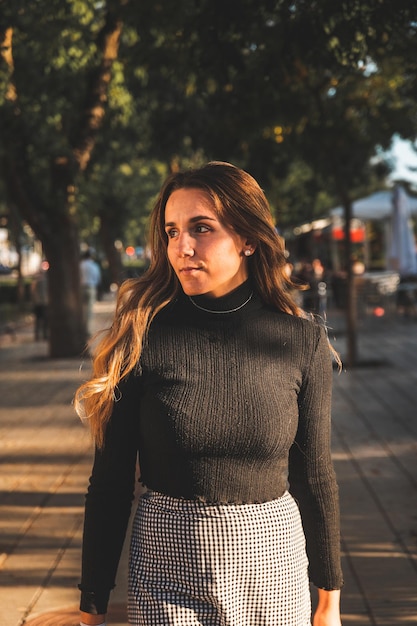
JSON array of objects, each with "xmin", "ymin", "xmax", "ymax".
[{"xmin": 188, "ymin": 292, "xmax": 253, "ymax": 314}]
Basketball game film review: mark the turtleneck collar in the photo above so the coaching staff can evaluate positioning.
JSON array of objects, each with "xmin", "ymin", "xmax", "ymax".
[{"xmin": 185, "ymin": 279, "xmax": 255, "ymax": 314}]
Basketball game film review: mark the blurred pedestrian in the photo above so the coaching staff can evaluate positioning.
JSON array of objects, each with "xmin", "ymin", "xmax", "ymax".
[
  {"xmin": 75, "ymin": 162, "xmax": 343, "ymax": 626},
  {"xmin": 297, "ymin": 258, "xmax": 328, "ymax": 315},
  {"xmin": 31, "ymin": 260, "xmax": 49, "ymax": 341},
  {"xmin": 80, "ymin": 249, "xmax": 101, "ymax": 338}
]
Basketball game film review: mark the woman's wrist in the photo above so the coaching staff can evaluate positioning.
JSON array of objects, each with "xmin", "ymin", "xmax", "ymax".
[
  {"xmin": 316, "ymin": 588, "xmax": 341, "ymax": 609},
  {"xmin": 79, "ymin": 611, "xmax": 106, "ymax": 626},
  {"xmin": 313, "ymin": 589, "xmax": 341, "ymax": 626}
]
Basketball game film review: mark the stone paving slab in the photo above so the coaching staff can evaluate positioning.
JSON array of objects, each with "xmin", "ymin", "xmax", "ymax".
[
  {"xmin": 0, "ymin": 298, "xmax": 119, "ymax": 626},
  {"xmin": 331, "ymin": 314, "xmax": 417, "ymax": 624},
  {"xmin": 1, "ymin": 300, "xmax": 416, "ymax": 625}
]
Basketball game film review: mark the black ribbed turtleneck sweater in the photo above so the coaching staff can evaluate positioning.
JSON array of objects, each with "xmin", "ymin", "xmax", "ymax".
[{"xmin": 79, "ymin": 280, "xmax": 343, "ymax": 614}]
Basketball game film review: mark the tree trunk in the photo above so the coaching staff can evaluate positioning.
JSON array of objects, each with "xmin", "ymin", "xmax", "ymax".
[
  {"xmin": 42, "ymin": 218, "xmax": 86, "ymax": 358},
  {"xmin": 99, "ymin": 215, "xmax": 124, "ymax": 286},
  {"xmin": 343, "ymin": 197, "xmax": 358, "ymax": 368}
]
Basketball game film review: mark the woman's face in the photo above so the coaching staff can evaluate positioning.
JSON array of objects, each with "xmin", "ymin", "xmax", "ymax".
[{"xmin": 165, "ymin": 187, "xmax": 251, "ymax": 297}]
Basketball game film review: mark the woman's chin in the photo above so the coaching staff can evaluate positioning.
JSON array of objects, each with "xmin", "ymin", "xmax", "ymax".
[
  {"xmin": 181, "ymin": 286, "xmax": 208, "ymax": 297},
  {"xmin": 178, "ymin": 279, "xmax": 209, "ymax": 297}
]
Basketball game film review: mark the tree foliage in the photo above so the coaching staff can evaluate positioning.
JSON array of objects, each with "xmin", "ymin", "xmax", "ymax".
[
  {"xmin": 0, "ymin": 0, "xmax": 126, "ymax": 356},
  {"xmin": 0, "ymin": 0, "xmax": 416, "ymax": 359}
]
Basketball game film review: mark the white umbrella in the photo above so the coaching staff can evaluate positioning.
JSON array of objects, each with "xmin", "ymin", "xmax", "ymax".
[
  {"xmin": 388, "ymin": 185, "xmax": 417, "ymax": 277},
  {"xmin": 331, "ymin": 189, "xmax": 417, "ymax": 221}
]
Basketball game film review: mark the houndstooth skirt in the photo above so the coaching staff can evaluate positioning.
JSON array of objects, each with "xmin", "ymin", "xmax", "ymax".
[{"xmin": 128, "ymin": 490, "xmax": 311, "ymax": 625}]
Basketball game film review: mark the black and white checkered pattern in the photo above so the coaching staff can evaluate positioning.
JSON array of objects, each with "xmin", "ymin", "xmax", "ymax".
[{"xmin": 128, "ymin": 490, "xmax": 311, "ymax": 625}]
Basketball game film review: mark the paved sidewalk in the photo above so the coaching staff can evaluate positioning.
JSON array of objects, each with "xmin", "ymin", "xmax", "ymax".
[
  {"xmin": 0, "ymin": 296, "xmax": 128, "ymax": 626},
  {"xmin": 0, "ymin": 299, "xmax": 416, "ymax": 625}
]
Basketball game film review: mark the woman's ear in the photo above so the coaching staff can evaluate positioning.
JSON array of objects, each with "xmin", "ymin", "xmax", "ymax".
[
  {"xmin": 244, "ymin": 239, "xmax": 257, "ymax": 253},
  {"xmin": 243, "ymin": 245, "xmax": 257, "ymax": 257}
]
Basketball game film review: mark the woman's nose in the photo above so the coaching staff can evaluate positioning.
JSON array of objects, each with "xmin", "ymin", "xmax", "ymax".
[{"xmin": 177, "ymin": 233, "xmax": 195, "ymax": 257}]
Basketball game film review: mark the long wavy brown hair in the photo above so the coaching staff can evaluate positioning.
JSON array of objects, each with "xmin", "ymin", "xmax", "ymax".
[{"xmin": 74, "ymin": 161, "xmax": 305, "ymax": 447}]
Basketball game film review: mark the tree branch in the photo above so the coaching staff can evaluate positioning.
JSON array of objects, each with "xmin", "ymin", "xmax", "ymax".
[
  {"xmin": 0, "ymin": 27, "xmax": 17, "ymax": 102},
  {"xmin": 72, "ymin": 6, "xmax": 125, "ymax": 172},
  {"xmin": 0, "ymin": 27, "xmax": 51, "ymax": 238}
]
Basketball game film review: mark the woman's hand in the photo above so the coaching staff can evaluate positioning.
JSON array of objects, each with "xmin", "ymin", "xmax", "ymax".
[
  {"xmin": 79, "ymin": 610, "xmax": 106, "ymax": 625},
  {"xmin": 313, "ymin": 588, "xmax": 342, "ymax": 626}
]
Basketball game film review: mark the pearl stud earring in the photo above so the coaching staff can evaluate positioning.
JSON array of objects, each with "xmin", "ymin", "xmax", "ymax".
[{"xmin": 244, "ymin": 249, "xmax": 252, "ymax": 256}]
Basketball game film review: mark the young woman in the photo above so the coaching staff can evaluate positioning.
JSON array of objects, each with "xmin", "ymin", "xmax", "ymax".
[{"xmin": 75, "ymin": 161, "xmax": 343, "ymax": 626}]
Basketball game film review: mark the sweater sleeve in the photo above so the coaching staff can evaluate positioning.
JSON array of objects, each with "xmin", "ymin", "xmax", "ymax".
[
  {"xmin": 78, "ymin": 374, "xmax": 140, "ymax": 614},
  {"xmin": 288, "ymin": 324, "xmax": 343, "ymax": 590}
]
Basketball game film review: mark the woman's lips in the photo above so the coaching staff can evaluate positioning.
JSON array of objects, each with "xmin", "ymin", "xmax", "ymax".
[{"xmin": 180, "ymin": 266, "xmax": 202, "ymax": 273}]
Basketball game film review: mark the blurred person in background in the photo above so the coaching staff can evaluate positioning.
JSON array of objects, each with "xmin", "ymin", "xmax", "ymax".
[
  {"xmin": 80, "ymin": 249, "xmax": 102, "ymax": 338},
  {"xmin": 31, "ymin": 260, "xmax": 49, "ymax": 341}
]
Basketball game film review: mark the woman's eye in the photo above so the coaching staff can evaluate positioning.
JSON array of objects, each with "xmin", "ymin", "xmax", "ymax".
[
  {"xmin": 166, "ymin": 224, "xmax": 211, "ymax": 239},
  {"xmin": 195, "ymin": 224, "xmax": 211, "ymax": 234}
]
